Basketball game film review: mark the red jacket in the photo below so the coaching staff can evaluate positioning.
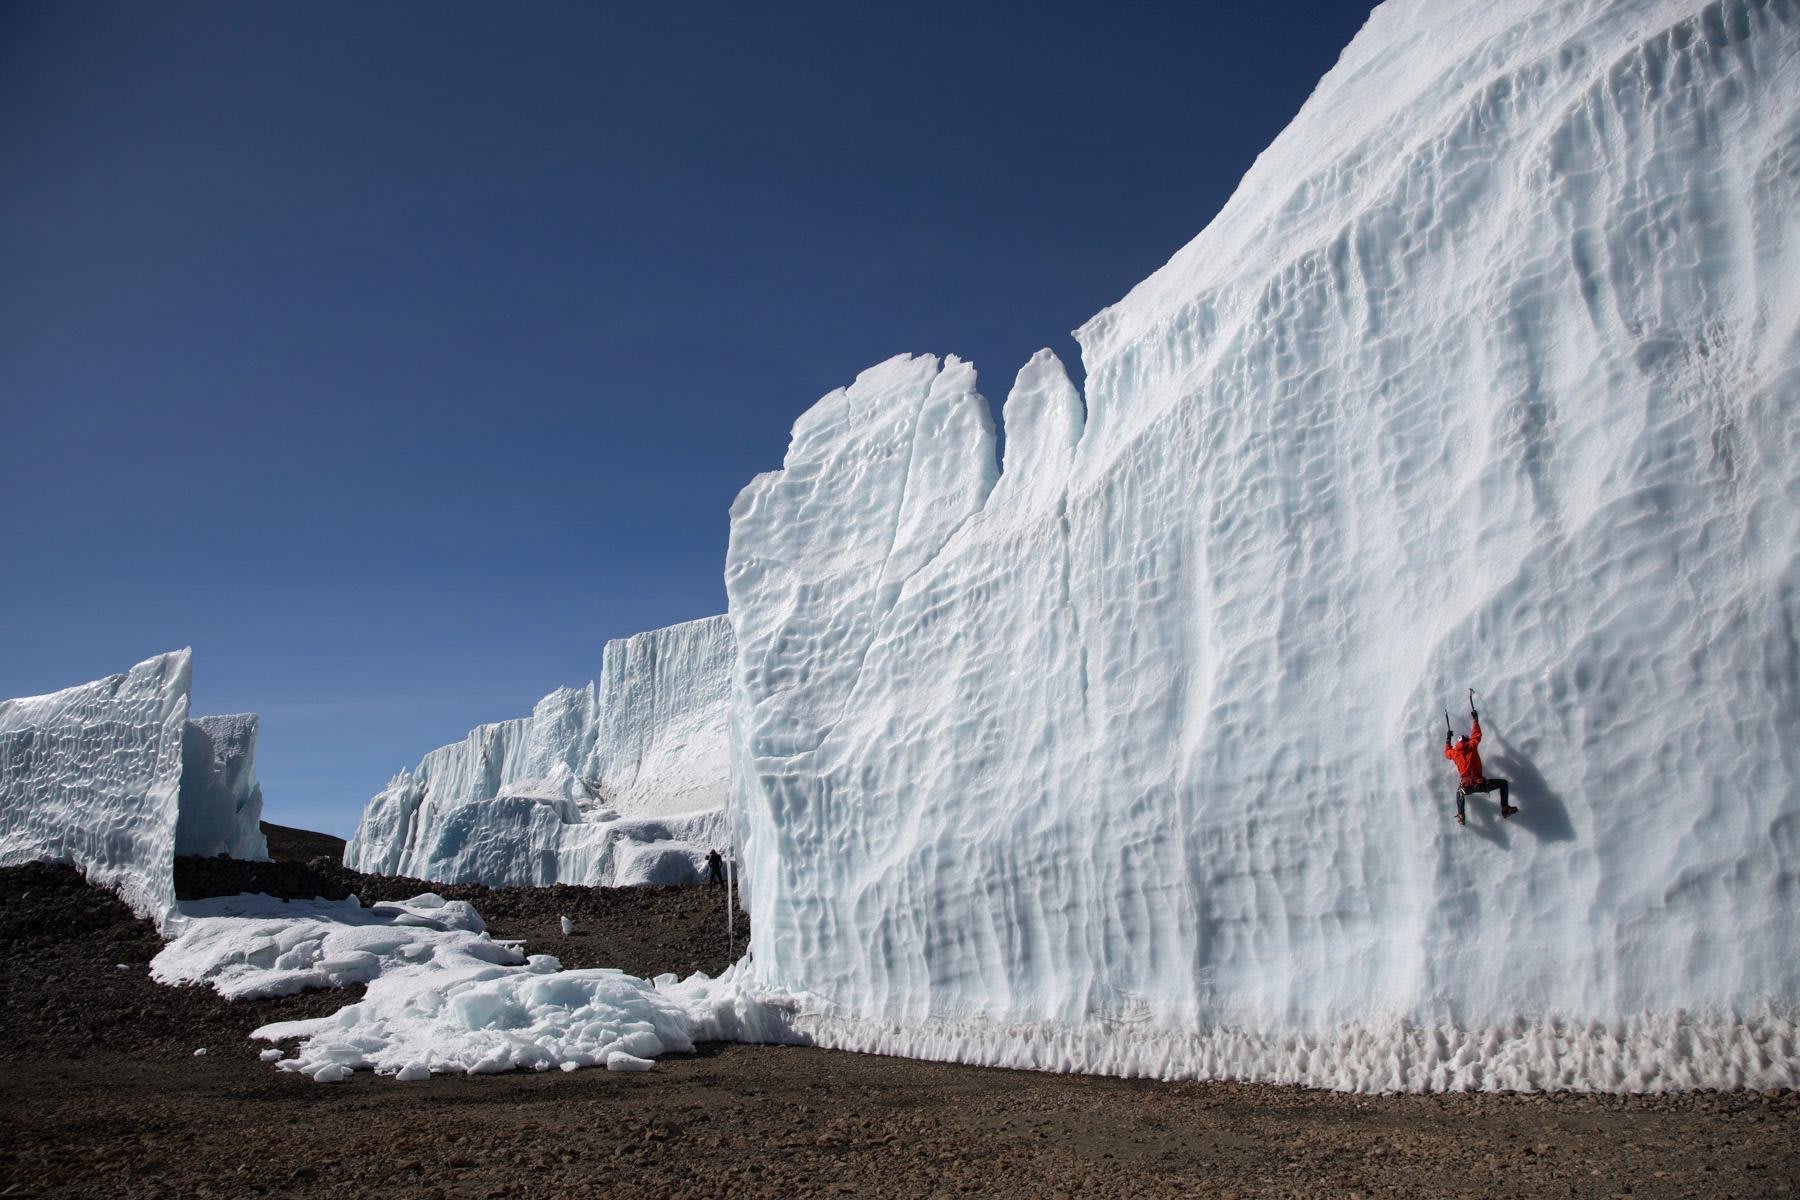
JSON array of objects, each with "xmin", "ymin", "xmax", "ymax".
[{"xmin": 1445, "ymin": 717, "xmax": 1484, "ymax": 787}]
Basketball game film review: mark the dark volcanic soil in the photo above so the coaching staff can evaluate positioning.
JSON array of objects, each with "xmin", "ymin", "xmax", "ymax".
[
  {"xmin": 2, "ymin": 863, "xmax": 1795, "ymax": 1199},
  {"xmin": 260, "ymin": 821, "xmax": 347, "ymax": 864}
]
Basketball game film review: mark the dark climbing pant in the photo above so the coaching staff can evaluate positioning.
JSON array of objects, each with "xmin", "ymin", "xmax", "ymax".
[
  {"xmin": 1457, "ymin": 778, "xmax": 1510, "ymax": 819},
  {"xmin": 708, "ymin": 862, "xmax": 725, "ymax": 888}
]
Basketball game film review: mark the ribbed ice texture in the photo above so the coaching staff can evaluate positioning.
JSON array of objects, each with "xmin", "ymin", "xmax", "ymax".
[
  {"xmin": 176, "ymin": 714, "xmax": 270, "ymax": 860},
  {"xmin": 726, "ymin": 0, "xmax": 1800, "ymax": 1090},
  {"xmin": 0, "ymin": 651, "xmax": 192, "ymax": 926},
  {"xmin": 592, "ymin": 615, "xmax": 736, "ymax": 817},
  {"xmin": 344, "ymin": 616, "xmax": 733, "ymax": 885}
]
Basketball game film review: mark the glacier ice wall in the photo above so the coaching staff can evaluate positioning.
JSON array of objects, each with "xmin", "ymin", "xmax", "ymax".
[
  {"xmin": 591, "ymin": 615, "xmax": 735, "ymax": 818},
  {"xmin": 345, "ymin": 615, "xmax": 733, "ymax": 885},
  {"xmin": 726, "ymin": 0, "xmax": 1800, "ymax": 1090},
  {"xmin": 0, "ymin": 651, "xmax": 192, "ymax": 926},
  {"xmin": 176, "ymin": 714, "xmax": 270, "ymax": 860}
]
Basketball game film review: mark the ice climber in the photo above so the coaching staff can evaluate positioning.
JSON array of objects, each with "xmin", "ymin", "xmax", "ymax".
[
  {"xmin": 1445, "ymin": 701, "xmax": 1516, "ymax": 825},
  {"xmin": 707, "ymin": 848, "xmax": 726, "ymax": 888}
]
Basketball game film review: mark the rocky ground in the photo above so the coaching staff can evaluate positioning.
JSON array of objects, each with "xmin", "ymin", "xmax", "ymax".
[
  {"xmin": 259, "ymin": 821, "xmax": 349, "ymax": 864},
  {"xmin": 0, "ymin": 844, "xmax": 1794, "ymax": 1199}
]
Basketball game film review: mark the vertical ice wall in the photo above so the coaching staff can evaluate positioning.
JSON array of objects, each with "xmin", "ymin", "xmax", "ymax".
[
  {"xmin": 176, "ymin": 714, "xmax": 271, "ymax": 860},
  {"xmin": 0, "ymin": 651, "xmax": 192, "ymax": 926},
  {"xmin": 343, "ymin": 684, "xmax": 603, "ymax": 883},
  {"xmin": 591, "ymin": 614, "xmax": 735, "ymax": 817},
  {"xmin": 726, "ymin": 0, "xmax": 1800, "ymax": 1090},
  {"xmin": 344, "ymin": 615, "xmax": 734, "ymax": 885}
]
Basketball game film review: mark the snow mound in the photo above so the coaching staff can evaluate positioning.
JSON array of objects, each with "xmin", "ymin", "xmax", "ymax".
[
  {"xmin": 176, "ymin": 714, "xmax": 270, "ymax": 860},
  {"xmin": 0, "ymin": 651, "xmax": 192, "ymax": 926},
  {"xmin": 612, "ymin": 839, "xmax": 708, "ymax": 887},
  {"xmin": 154, "ymin": 890, "xmax": 788, "ymax": 1081},
  {"xmin": 257, "ymin": 959, "xmax": 702, "ymax": 1080},
  {"xmin": 152, "ymin": 892, "xmax": 503, "ymax": 1001},
  {"xmin": 724, "ymin": 0, "xmax": 1800, "ymax": 1091},
  {"xmin": 345, "ymin": 615, "xmax": 733, "ymax": 886}
]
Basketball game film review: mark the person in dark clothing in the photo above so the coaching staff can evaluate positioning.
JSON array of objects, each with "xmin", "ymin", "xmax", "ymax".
[
  {"xmin": 706, "ymin": 848, "xmax": 726, "ymax": 888},
  {"xmin": 1444, "ymin": 704, "xmax": 1516, "ymax": 825}
]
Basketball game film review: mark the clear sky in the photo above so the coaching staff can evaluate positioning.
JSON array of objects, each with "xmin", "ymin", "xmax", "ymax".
[{"xmin": 0, "ymin": 1, "xmax": 1373, "ymax": 836}]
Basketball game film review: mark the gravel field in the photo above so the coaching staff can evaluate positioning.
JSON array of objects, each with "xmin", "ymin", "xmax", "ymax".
[{"xmin": 1, "ymin": 847, "xmax": 1794, "ymax": 1199}]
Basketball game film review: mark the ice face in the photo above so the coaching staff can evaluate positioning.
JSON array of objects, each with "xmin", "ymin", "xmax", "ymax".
[
  {"xmin": 176, "ymin": 714, "xmax": 270, "ymax": 860},
  {"xmin": 344, "ymin": 615, "xmax": 734, "ymax": 885},
  {"xmin": 2, "ymin": 657, "xmax": 274, "ymax": 924},
  {"xmin": 591, "ymin": 614, "xmax": 735, "ymax": 818},
  {"xmin": 0, "ymin": 651, "xmax": 192, "ymax": 927},
  {"xmin": 343, "ymin": 686, "xmax": 602, "ymax": 883},
  {"xmin": 725, "ymin": 0, "xmax": 1800, "ymax": 1090}
]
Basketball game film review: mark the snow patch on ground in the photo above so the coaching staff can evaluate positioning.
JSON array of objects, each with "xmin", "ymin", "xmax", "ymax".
[
  {"xmin": 150, "ymin": 891, "xmax": 782, "ymax": 1081},
  {"xmin": 257, "ymin": 961, "xmax": 703, "ymax": 1081},
  {"xmin": 152, "ymin": 892, "xmax": 506, "ymax": 1001}
]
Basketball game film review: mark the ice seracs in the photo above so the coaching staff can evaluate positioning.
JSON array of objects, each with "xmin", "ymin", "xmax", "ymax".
[
  {"xmin": 176, "ymin": 714, "xmax": 269, "ymax": 860},
  {"xmin": 345, "ymin": 615, "xmax": 733, "ymax": 886},
  {"xmin": 0, "ymin": 651, "xmax": 193, "ymax": 927},
  {"xmin": 725, "ymin": 0, "xmax": 1800, "ymax": 1091},
  {"xmin": 1, "ymin": 653, "xmax": 273, "ymax": 926}
]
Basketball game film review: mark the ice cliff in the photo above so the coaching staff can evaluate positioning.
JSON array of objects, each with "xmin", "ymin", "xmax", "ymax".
[
  {"xmin": 1, "ymin": 651, "xmax": 270, "ymax": 926},
  {"xmin": 725, "ymin": 0, "xmax": 1800, "ymax": 1090},
  {"xmin": 344, "ymin": 615, "xmax": 733, "ymax": 886},
  {"xmin": 176, "ymin": 714, "xmax": 269, "ymax": 860}
]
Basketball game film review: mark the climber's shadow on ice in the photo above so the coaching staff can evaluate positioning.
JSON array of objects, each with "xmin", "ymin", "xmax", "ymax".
[
  {"xmin": 1462, "ymin": 799, "xmax": 1509, "ymax": 847},
  {"xmin": 1482, "ymin": 722, "xmax": 1576, "ymax": 844}
]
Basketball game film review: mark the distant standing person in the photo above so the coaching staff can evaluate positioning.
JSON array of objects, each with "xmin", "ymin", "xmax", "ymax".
[
  {"xmin": 1444, "ymin": 700, "xmax": 1517, "ymax": 826},
  {"xmin": 706, "ymin": 848, "xmax": 726, "ymax": 888}
]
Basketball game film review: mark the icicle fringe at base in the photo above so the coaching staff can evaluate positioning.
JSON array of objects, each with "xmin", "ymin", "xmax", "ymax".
[{"xmin": 709, "ymin": 995, "xmax": 1800, "ymax": 1094}]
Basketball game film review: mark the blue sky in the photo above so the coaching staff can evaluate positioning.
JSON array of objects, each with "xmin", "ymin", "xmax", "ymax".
[{"xmin": 0, "ymin": 1, "xmax": 1372, "ymax": 836}]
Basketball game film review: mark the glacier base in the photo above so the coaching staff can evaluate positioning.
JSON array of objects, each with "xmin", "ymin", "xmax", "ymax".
[{"xmin": 760, "ymin": 1005, "xmax": 1798, "ymax": 1095}]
